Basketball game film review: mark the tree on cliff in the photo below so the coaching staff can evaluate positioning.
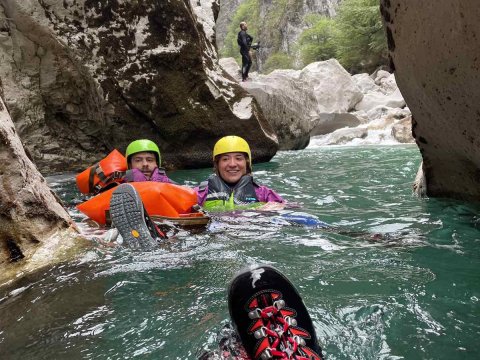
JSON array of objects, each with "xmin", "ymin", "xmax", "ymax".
[
  {"xmin": 333, "ymin": 0, "xmax": 388, "ymax": 73},
  {"xmin": 299, "ymin": 14, "xmax": 336, "ymax": 65},
  {"xmin": 221, "ymin": 0, "xmax": 388, "ymax": 74},
  {"xmin": 299, "ymin": 0, "xmax": 388, "ymax": 73}
]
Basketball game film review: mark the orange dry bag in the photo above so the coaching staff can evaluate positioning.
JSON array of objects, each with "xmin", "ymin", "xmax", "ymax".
[
  {"xmin": 76, "ymin": 182, "xmax": 198, "ymax": 225},
  {"xmin": 76, "ymin": 149, "xmax": 128, "ymax": 195}
]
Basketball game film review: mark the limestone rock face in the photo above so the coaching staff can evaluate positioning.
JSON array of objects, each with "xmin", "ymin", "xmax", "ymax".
[
  {"xmin": 216, "ymin": 0, "xmax": 244, "ymax": 51},
  {"xmin": 242, "ymin": 69, "xmax": 317, "ymax": 150},
  {"xmin": 257, "ymin": 0, "xmax": 339, "ymax": 69},
  {"xmin": 220, "ymin": 56, "xmax": 412, "ymax": 148},
  {"xmin": 0, "ymin": 95, "xmax": 85, "ymax": 286},
  {"xmin": 391, "ymin": 116, "xmax": 413, "ymax": 144},
  {"xmin": 353, "ymin": 71, "xmax": 406, "ymax": 111},
  {"xmin": 381, "ymin": 1, "xmax": 480, "ymax": 200},
  {"xmin": 300, "ymin": 60, "xmax": 363, "ymax": 115},
  {"xmin": 0, "ymin": 0, "xmax": 277, "ymax": 174},
  {"xmin": 239, "ymin": 59, "xmax": 363, "ymax": 149}
]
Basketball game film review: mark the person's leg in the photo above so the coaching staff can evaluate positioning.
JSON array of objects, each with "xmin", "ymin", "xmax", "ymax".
[
  {"xmin": 245, "ymin": 53, "xmax": 252, "ymax": 79},
  {"xmin": 228, "ymin": 265, "xmax": 323, "ymax": 359},
  {"xmin": 241, "ymin": 50, "xmax": 250, "ymax": 81}
]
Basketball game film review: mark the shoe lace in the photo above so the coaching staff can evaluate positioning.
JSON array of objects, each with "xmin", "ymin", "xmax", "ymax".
[
  {"xmin": 144, "ymin": 212, "xmax": 167, "ymax": 240},
  {"xmin": 248, "ymin": 297, "xmax": 320, "ymax": 360}
]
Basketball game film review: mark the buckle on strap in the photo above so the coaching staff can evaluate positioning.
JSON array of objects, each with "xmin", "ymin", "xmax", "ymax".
[{"xmin": 110, "ymin": 170, "xmax": 125, "ymax": 179}]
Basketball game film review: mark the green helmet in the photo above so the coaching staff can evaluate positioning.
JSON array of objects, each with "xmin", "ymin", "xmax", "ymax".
[{"xmin": 125, "ymin": 139, "xmax": 161, "ymax": 167}]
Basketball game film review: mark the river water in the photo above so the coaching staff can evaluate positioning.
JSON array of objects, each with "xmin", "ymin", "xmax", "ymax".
[{"xmin": 1, "ymin": 145, "xmax": 479, "ymax": 359}]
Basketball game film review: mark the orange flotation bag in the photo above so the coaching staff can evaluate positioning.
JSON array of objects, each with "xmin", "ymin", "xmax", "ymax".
[
  {"xmin": 76, "ymin": 182, "xmax": 198, "ymax": 225},
  {"xmin": 76, "ymin": 149, "xmax": 127, "ymax": 195}
]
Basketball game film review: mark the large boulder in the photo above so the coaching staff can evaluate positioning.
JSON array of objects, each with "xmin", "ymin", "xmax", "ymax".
[
  {"xmin": 300, "ymin": 60, "xmax": 363, "ymax": 115},
  {"xmin": 381, "ymin": 1, "xmax": 480, "ymax": 200},
  {"xmin": 241, "ymin": 68, "xmax": 318, "ymax": 150},
  {"xmin": 311, "ymin": 106, "xmax": 413, "ymax": 145},
  {"xmin": 238, "ymin": 59, "xmax": 363, "ymax": 149},
  {"xmin": 0, "ymin": 0, "xmax": 277, "ymax": 174},
  {"xmin": 353, "ymin": 71, "xmax": 406, "ymax": 111},
  {"xmin": 0, "ymin": 95, "xmax": 86, "ymax": 286}
]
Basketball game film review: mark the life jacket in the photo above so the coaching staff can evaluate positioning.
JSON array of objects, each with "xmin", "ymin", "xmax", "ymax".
[
  {"xmin": 77, "ymin": 182, "xmax": 199, "ymax": 225},
  {"xmin": 201, "ymin": 174, "xmax": 264, "ymax": 211},
  {"xmin": 76, "ymin": 149, "xmax": 128, "ymax": 195}
]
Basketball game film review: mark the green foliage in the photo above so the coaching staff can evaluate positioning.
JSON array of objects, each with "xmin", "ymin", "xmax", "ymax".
[
  {"xmin": 298, "ymin": 0, "xmax": 388, "ymax": 73},
  {"xmin": 221, "ymin": 0, "xmax": 302, "ymax": 70},
  {"xmin": 263, "ymin": 52, "xmax": 294, "ymax": 74},
  {"xmin": 333, "ymin": 0, "xmax": 388, "ymax": 73},
  {"xmin": 299, "ymin": 14, "xmax": 336, "ymax": 64},
  {"xmin": 222, "ymin": 0, "xmax": 388, "ymax": 74}
]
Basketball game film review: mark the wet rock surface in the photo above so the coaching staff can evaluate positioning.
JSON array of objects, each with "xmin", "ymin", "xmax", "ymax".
[
  {"xmin": 0, "ymin": 0, "xmax": 277, "ymax": 174},
  {"xmin": 381, "ymin": 0, "xmax": 480, "ymax": 200},
  {"xmin": 221, "ymin": 57, "xmax": 412, "ymax": 148},
  {"xmin": 0, "ymin": 95, "xmax": 86, "ymax": 286}
]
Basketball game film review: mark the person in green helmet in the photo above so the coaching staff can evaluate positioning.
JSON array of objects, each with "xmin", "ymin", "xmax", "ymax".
[
  {"xmin": 194, "ymin": 135, "xmax": 284, "ymax": 211},
  {"xmin": 123, "ymin": 139, "xmax": 174, "ymax": 183}
]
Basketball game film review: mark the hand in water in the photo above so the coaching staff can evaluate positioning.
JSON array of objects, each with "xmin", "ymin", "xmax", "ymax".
[{"xmin": 257, "ymin": 202, "xmax": 286, "ymax": 211}]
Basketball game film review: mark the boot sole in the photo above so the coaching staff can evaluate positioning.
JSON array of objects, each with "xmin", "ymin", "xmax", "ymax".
[{"xmin": 110, "ymin": 184, "xmax": 157, "ymax": 249}]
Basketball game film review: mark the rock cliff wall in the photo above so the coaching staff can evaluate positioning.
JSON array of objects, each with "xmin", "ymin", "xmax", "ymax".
[
  {"xmin": 0, "ymin": 0, "xmax": 277, "ymax": 174},
  {"xmin": 381, "ymin": 1, "xmax": 480, "ymax": 200},
  {"xmin": 217, "ymin": 0, "xmax": 340, "ymax": 70},
  {"xmin": 0, "ymin": 94, "xmax": 85, "ymax": 286}
]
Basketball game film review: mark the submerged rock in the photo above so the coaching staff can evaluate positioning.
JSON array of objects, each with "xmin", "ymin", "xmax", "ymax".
[
  {"xmin": 381, "ymin": 0, "xmax": 480, "ymax": 200},
  {"xmin": 0, "ymin": 95, "xmax": 87, "ymax": 286},
  {"xmin": 0, "ymin": 0, "xmax": 277, "ymax": 174}
]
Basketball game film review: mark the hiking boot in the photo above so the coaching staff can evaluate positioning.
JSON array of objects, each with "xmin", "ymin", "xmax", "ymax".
[
  {"xmin": 110, "ymin": 183, "xmax": 166, "ymax": 249},
  {"xmin": 228, "ymin": 265, "xmax": 323, "ymax": 360}
]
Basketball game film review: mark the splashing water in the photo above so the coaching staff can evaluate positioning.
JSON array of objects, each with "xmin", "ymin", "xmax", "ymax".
[{"xmin": 1, "ymin": 145, "xmax": 479, "ymax": 359}]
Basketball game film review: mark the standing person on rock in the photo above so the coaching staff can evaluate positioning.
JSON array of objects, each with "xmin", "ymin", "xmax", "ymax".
[{"xmin": 237, "ymin": 21, "xmax": 253, "ymax": 82}]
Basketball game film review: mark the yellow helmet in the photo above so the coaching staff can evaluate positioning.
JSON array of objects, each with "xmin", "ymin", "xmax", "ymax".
[{"xmin": 213, "ymin": 135, "xmax": 252, "ymax": 170}]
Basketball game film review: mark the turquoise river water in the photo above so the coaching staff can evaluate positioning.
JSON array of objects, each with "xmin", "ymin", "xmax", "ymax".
[{"xmin": 0, "ymin": 145, "xmax": 479, "ymax": 359}]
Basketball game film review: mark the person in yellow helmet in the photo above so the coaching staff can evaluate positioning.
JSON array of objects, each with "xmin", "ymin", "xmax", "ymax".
[
  {"xmin": 123, "ymin": 139, "xmax": 174, "ymax": 183},
  {"xmin": 195, "ymin": 135, "xmax": 284, "ymax": 211}
]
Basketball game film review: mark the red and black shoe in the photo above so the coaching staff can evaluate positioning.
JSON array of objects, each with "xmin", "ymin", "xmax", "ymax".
[
  {"xmin": 228, "ymin": 265, "xmax": 323, "ymax": 360},
  {"xmin": 110, "ymin": 183, "xmax": 167, "ymax": 249}
]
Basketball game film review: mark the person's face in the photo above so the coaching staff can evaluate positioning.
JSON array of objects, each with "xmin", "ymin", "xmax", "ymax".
[
  {"xmin": 242, "ymin": 23, "xmax": 248, "ymax": 31},
  {"xmin": 130, "ymin": 152, "xmax": 158, "ymax": 178},
  {"xmin": 217, "ymin": 152, "xmax": 248, "ymax": 184}
]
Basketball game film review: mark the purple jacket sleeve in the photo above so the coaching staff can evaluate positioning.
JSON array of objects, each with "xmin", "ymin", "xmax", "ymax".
[
  {"xmin": 254, "ymin": 185, "xmax": 284, "ymax": 203},
  {"xmin": 194, "ymin": 185, "xmax": 208, "ymax": 205}
]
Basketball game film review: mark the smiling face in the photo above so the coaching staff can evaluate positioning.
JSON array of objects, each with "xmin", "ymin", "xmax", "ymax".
[
  {"xmin": 129, "ymin": 151, "xmax": 158, "ymax": 178},
  {"xmin": 216, "ymin": 152, "xmax": 248, "ymax": 184}
]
